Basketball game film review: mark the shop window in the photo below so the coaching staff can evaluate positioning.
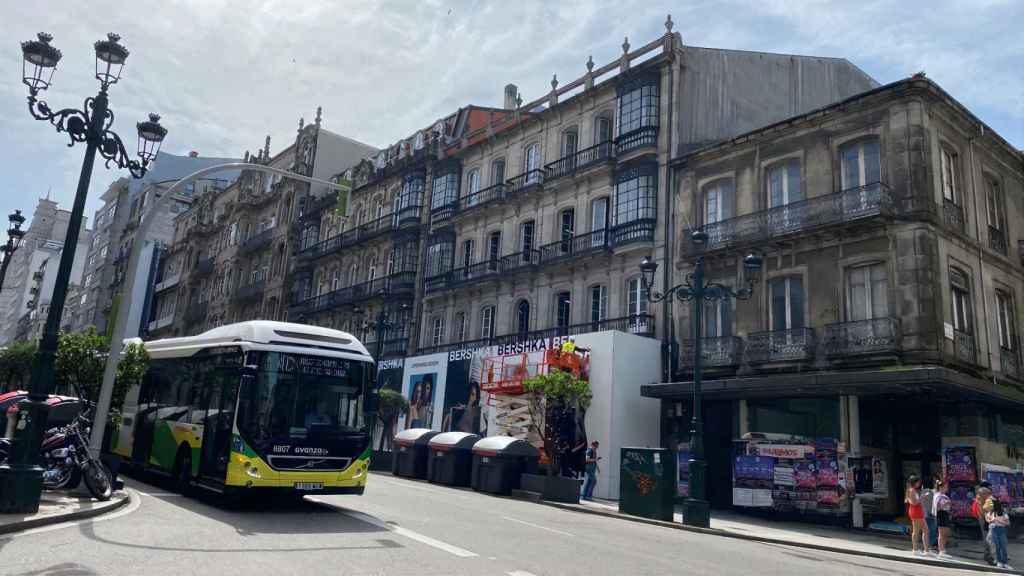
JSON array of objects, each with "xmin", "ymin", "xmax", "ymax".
[{"xmin": 748, "ymin": 398, "xmax": 840, "ymax": 439}]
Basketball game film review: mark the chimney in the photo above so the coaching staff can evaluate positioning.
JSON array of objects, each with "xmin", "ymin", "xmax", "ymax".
[{"xmin": 503, "ymin": 84, "xmax": 518, "ymax": 110}]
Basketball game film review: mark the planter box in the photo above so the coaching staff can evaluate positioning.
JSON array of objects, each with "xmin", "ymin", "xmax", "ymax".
[{"xmin": 521, "ymin": 473, "xmax": 581, "ymax": 504}]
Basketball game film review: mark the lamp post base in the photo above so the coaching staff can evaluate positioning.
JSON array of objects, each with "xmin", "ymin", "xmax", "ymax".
[
  {"xmin": 683, "ymin": 497, "xmax": 710, "ymax": 528},
  {"xmin": 0, "ymin": 464, "xmax": 44, "ymax": 514}
]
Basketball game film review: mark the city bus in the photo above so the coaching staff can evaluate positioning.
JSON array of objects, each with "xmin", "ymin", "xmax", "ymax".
[{"xmin": 107, "ymin": 321, "xmax": 376, "ymax": 497}]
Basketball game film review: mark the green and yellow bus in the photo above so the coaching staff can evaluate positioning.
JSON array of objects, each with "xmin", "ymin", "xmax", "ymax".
[{"xmin": 107, "ymin": 321, "xmax": 375, "ymax": 497}]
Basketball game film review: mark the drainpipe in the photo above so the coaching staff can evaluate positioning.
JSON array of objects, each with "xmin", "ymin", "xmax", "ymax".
[
  {"xmin": 967, "ymin": 126, "xmax": 996, "ymax": 382},
  {"xmin": 662, "ymin": 53, "xmax": 677, "ymax": 383}
]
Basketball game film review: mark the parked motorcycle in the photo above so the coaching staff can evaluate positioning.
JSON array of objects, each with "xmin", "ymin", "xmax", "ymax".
[{"xmin": 0, "ymin": 406, "xmax": 112, "ymax": 501}]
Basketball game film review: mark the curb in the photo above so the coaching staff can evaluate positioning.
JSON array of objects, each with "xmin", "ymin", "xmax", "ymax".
[
  {"xmin": 539, "ymin": 500, "xmax": 1019, "ymax": 575},
  {"xmin": 0, "ymin": 490, "xmax": 131, "ymax": 536}
]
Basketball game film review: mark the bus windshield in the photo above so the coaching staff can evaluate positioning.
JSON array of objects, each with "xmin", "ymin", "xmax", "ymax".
[{"xmin": 237, "ymin": 352, "xmax": 367, "ymax": 449}]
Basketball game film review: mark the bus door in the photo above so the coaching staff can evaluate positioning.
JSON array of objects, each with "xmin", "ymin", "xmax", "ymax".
[{"xmin": 199, "ymin": 368, "xmax": 238, "ymax": 481}]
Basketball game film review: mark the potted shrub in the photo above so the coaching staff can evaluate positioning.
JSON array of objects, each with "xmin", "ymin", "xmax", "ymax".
[
  {"xmin": 520, "ymin": 369, "xmax": 591, "ymax": 503},
  {"xmin": 371, "ymin": 388, "xmax": 408, "ymax": 470}
]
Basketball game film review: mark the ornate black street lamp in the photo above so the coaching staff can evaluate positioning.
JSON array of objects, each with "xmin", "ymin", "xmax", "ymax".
[
  {"xmin": 640, "ymin": 230, "xmax": 762, "ymax": 528},
  {"xmin": 353, "ymin": 303, "xmax": 411, "ymax": 374},
  {"xmin": 0, "ymin": 33, "xmax": 167, "ymax": 513},
  {"xmin": 0, "ymin": 210, "xmax": 28, "ymax": 292}
]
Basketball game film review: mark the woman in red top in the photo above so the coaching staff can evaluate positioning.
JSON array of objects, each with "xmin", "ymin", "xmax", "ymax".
[{"xmin": 906, "ymin": 475, "xmax": 931, "ymax": 556}]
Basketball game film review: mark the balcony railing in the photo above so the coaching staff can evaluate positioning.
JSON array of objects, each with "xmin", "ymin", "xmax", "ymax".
[
  {"xmin": 824, "ymin": 317, "xmax": 899, "ymax": 358},
  {"xmin": 460, "ymin": 183, "xmax": 505, "ymax": 214},
  {"xmin": 154, "ymin": 273, "xmax": 181, "ymax": 293},
  {"xmin": 500, "ymin": 249, "xmax": 542, "ymax": 274},
  {"xmin": 297, "ymin": 271, "xmax": 417, "ymax": 314},
  {"xmin": 299, "ymin": 233, "xmax": 344, "ymax": 261},
  {"xmin": 381, "ymin": 338, "xmax": 410, "ymax": 357},
  {"xmin": 691, "ymin": 183, "xmax": 892, "ymax": 255},
  {"xmin": 746, "ymin": 328, "xmax": 816, "ymax": 364},
  {"xmin": 416, "ymin": 314, "xmax": 656, "ymax": 355},
  {"xmin": 238, "ymin": 228, "xmax": 274, "ymax": 256},
  {"xmin": 989, "ymin": 225, "xmax": 1008, "ymax": 255},
  {"xmin": 538, "ymin": 229, "xmax": 610, "ymax": 266},
  {"xmin": 430, "ymin": 204, "xmax": 457, "ymax": 227},
  {"xmin": 610, "ymin": 218, "xmax": 656, "ymax": 246},
  {"xmin": 953, "ymin": 330, "xmax": 978, "ymax": 365},
  {"xmin": 679, "ymin": 336, "xmax": 745, "ymax": 369},
  {"xmin": 615, "ymin": 126, "xmax": 658, "ymax": 156},
  {"xmin": 449, "ymin": 260, "xmax": 502, "ymax": 287},
  {"xmin": 1001, "ymin": 346, "xmax": 1021, "ymax": 380},
  {"xmin": 395, "ymin": 204, "xmax": 423, "ymax": 228},
  {"xmin": 943, "ymin": 200, "xmax": 965, "ymax": 232},
  {"xmin": 235, "ymin": 279, "xmax": 266, "ymax": 302},
  {"xmin": 544, "ymin": 141, "xmax": 615, "ymax": 181},
  {"xmin": 184, "ymin": 301, "xmax": 208, "ymax": 326},
  {"xmin": 194, "ymin": 257, "xmax": 214, "ymax": 276},
  {"xmin": 505, "ymin": 169, "xmax": 545, "ymax": 196},
  {"xmin": 147, "ymin": 316, "xmax": 174, "ymax": 332}
]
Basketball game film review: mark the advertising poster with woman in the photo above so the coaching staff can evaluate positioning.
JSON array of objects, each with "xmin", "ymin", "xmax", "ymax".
[
  {"xmin": 441, "ymin": 349, "xmax": 486, "ymax": 435},
  {"xmin": 399, "ymin": 353, "xmax": 447, "ymax": 431}
]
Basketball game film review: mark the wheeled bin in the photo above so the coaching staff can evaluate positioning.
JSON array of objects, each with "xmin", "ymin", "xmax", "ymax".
[
  {"xmin": 392, "ymin": 428, "xmax": 439, "ymax": 479},
  {"xmin": 471, "ymin": 436, "xmax": 539, "ymax": 495},
  {"xmin": 426, "ymin": 432, "xmax": 480, "ymax": 486}
]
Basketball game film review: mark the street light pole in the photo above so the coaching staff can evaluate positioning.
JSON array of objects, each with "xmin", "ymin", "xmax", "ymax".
[
  {"xmin": 0, "ymin": 33, "xmax": 167, "ymax": 514},
  {"xmin": 354, "ymin": 303, "xmax": 410, "ymax": 380},
  {"xmin": 640, "ymin": 231, "xmax": 762, "ymax": 528},
  {"xmin": 0, "ymin": 210, "xmax": 28, "ymax": 292}
]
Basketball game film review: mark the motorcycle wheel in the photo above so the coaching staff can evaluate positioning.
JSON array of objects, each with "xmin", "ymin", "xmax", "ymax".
[
  {"xmin": 47, "ymin": 466, "xmax": 81, "ymax": 491},
  {"xmin": 83, "ymin": 461, "xmax": 113, "ymax": 501}
]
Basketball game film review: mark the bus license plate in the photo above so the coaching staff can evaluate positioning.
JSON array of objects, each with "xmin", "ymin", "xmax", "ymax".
[{"xmin": 294, "ymin": 482, "xmax": 323, "ymax": 491}]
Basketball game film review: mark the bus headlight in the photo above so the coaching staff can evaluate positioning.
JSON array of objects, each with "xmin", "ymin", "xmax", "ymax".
[{"xmin": 244, "ymin": 462, "xmax": 261, "ymax": 478}]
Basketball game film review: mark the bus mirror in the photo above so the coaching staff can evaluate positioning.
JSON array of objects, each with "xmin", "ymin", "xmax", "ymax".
[{"xmin": 363, "ymin": 391, "xmax": 380, "ymax": 414}]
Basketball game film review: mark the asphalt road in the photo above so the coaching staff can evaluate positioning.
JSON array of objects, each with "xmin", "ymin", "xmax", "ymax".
[{"xmin": 0, "ymin": 473, "xmax": 1001, "ymax": 576}]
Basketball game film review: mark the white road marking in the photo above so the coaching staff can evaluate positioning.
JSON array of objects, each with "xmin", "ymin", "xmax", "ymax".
[
  {"xmin": 502, "ymin": 516, "xmax": 574, "ymax": 537},
  {"xmin": 507, "ymin": 571, "xmax": 539, "ymax": 576},
  {"xmin": 0, "ymin": 488, "xmax": 142, "ymax": 540},
  {"xmin": 308, "ymin": 498, "xmax": 478, "ymax": 558},
  {"xmin": 373, "ymin": 476, "xmax": 470, "ymax": 497},
  {"xmin": 134, "ymin": 490, "xmax": 182, "ymax": 497}
]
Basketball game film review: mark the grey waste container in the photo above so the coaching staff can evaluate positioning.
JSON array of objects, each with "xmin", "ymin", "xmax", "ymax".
[
  {"xmin": 427, "ymin": 432, "xmax": 481, "ymax": 487},
  {"xmin": 471, "ymin": 436, "xmax": 539, "ymax": 495},
  {"xmin": 392, "ymin": 428, "xmax": 439, "ymax": 479}
]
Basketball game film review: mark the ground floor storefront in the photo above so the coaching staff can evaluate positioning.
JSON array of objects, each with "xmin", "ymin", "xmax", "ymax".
[{"xmin": 642, "ymin": 366, "xmax": 1024, "ymax": 528}]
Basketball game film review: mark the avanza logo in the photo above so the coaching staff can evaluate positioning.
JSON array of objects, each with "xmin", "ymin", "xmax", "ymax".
[{"xmin": 294, "ymin": 447, "xmax": 329, "ymax": 456}]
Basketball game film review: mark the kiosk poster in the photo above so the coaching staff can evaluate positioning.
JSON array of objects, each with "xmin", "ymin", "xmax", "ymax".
[
  {"xmin": 733, "ymin": 455, "xmax": 774, "ymax": 507},
  {"xmin": 944, "ymin": 446, "xmax": 977, "ymax": 483},
  {"xmin": 677, "ymin": 445, "xmax": 690, "ymax": 497},
  {"xmin": 871, "ymin": 457, "xmax": 888, "ymax": 498},
  {"xmin": 817, "ymin": 460, "xmax": 839, "ymax": 487},
  {"xmin": 794, "ymin": 461, "xmax": 817, "ymax": 488},
  {"xmin": 949, "ymin": 484, "xmax": 975, "ymax": 519}
]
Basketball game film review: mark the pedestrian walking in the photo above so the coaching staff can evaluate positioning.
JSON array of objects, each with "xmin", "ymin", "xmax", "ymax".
[
  {"xmin": 985, "ymin": 496, "xmax": 1013, "ymax": 570},
  {"xmin": 905, "ymin": 475, "xmax": 931, "ymax": 556},
  {"xmin": 933, "ymin": 479, "xmax": 953, "ymax": 559},
  {"xmin": 581, "ymin": 440, "xmax": 601, "ymax": 500},
  {"xmin": 921, "ymin": 478, "xmax": 938, "ymax": 553},
  {"xmin": 974, "ymin": 482, "xmax": 995, "ymax": 566}
]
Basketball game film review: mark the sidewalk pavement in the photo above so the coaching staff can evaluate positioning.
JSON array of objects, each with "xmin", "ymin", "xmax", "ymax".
[
  {"xmin": 548, "ymin": 497, "xmax": 1023, "ymax": 574},
  {"xmin": 0, "ymin": 488, "xmax": 130, "ymax": 535}
]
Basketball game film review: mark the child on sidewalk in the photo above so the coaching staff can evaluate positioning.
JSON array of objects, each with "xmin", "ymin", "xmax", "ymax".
[
  {"xmin": 932, "ymin": 479, "xmax": 953, "ymax": 559},
  {"xmin": 985, "ymin": 496, "xmax": 1013, "ymax": 570}
]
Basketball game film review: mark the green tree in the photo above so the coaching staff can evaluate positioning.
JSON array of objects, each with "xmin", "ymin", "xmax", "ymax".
[
  {"xmin": 114, "ymin": 340, "xmax": 149, "ymax": 411},
  {"xmin": 523, "ymin": 369, "xmax": 592, "ymax": 477},
  {"xmin": 0, "ymin": 341, "xmax": 37, "ymax": 392},
  {"xmin": 54, "ymin": 328, "xmax": 108, "ymax": 400},
  {"xmin": 376, "ymin": 388, "xmax": 409, "ymax": 451}
]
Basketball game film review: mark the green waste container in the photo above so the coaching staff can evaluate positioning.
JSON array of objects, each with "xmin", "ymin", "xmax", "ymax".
[{"xmin": 619, "ymin": 447, "xmax": 674, "ymax": 521}]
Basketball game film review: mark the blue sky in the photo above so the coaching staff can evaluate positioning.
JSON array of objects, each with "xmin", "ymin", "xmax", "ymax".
[{"xmin": 1, "ymin": 0, "xmax": 1021, "ymax": 230}]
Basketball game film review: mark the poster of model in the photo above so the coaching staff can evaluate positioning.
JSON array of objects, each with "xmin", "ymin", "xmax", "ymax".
[
  {"xmin": 399, "ymin": 353, "xmax": 447, "ymax": 432},
  {"xmin": 441, "ymin": 348, "xmax": 487, "ymax": 435}
]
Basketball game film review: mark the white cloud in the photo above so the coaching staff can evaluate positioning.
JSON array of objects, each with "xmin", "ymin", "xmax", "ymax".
[{"xmin": 1, "ymin": 0, "xmax": 1020, "ymax": 232}]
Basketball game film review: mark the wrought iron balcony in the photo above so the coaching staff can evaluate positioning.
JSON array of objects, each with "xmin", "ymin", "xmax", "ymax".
[
  {"xmin": 238, "ymin": 228, "xmax": 274, "ymax": 256},
  {"xmin": 194, "ymin": 256, "xmax": 214, "ymax": 276},
  {"xmin": 1001, "ymin": 346, "xmax": 1021, "ymax": 380},
  {"xmin": 953, "ymin": 329, "xmax": 978, "ymax": 365},
  {"xmin": 943, "ymin": 200, "xmax": 965, "ymax": 233},
  {"xmin": 184, "ymin": 301, "xmax": 208, "ymax": 326},
  {"xmin": 416, "ymin": 314, "xmax": 656, "ymax": 355},
  {"xmin": 235, "ymin": 278, "xmax": 266, "ymax": 302},
  {"xmin": 538, "ymin": 229, "xmax": 610, "ymax": 266},
  {"xmin": 430, "ymin": 204, "xmax": 457, "ymax": 227},
  {"xmin": 989, "ymin": 225, "xmax": 1008, "ymax": 256},
  {"xmin": 299, "ymin": 233, "xmax": 344, "ymax": 261},
  {"xmin": 689, "ymin": 183, "xmax": 892, "ymax": 255},
  {"xmin": 381, "ymin": 337, "xmax": 410, "ymax": 357},
  {"xmin": 824, "ymin": 317, "xmax": 899, "ymax": 358},
  {"xmin": 153, "ymin": 272, "xmax": 181, "ymax": 293},
  {"xmin": 395, "ymin": 204, "xmax": 423, "ymax": 228},
  {"xmin": 146, "ymin": 315, "xmax": 174, "ymax": 332},
  {"xmin": 544, "ymin": 141, "xmax": 615, "ymax": 181},
  {"xmin": 460, "ymin": 183, "xmax": 505, "ymax": 214},
  {"xmin": 449, "ymin": 260, "xmax": 502, "ymax": 288},
  {"xmin": 345, "ymin": 213, "xmax": 396, "ymax": 244},
  {"xmin": 610, "ymin": 218, "xmax": 656, "ymax": 247},
  {"xmin": 298, "ymin": 271, "xmax": 417, "ymax": 314},
  {"xmin": 746, "ymin": 328, "xmax": 816, "ymax": 364},
  {"xmin": 679, "ymin": 336, "xmax": 744, "ymax": 369},
  {"xmin": 615, "ymin": 126, "xmax": 658, "ymax": 156},
  {"xmin": 505, "ymin": 169, "xmax": 545, "ymax": 197},
  {"xmin": 500, "ymin": 249, "xmax": 541, "ymax": 274}
]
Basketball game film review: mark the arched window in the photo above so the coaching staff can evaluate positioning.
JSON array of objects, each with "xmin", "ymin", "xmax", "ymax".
[
  {"xmin": 348, "ymin": 264, "xmax": 360, "ymax": 286},
  {"xmin": 466, "ymin": 169, "xmax": 481, "ymax": 199},
  {"xmin": 519, "ymin": 220, "xmax": 535, "ymax": 264},
  {"xmin": 524, "ymin": 143, "xmax": 541, "ymax": 181},
  {"xmin": 491, "ymin": 158, "xmax": 506, "ymax": 186},
  {"xmin": 367, "ymin": 257, "xmax": 377, "ymax": 282},
  {"xmin": 515, "ymin": 300, "xmax": 531, "ymax": 335},
  {"xmin": 950, "ymin": 267, "xmax": 973, "ymax": 335}
]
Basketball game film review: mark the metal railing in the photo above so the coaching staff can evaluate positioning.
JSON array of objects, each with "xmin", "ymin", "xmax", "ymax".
[
  {"xmin": 989, "ymin": 225, "xmax": 1008, "ymax": 255},
  {"xmin": 746, "ymin": 328, "xmax": 816, "ymax": 364},
  {"xmin": 297, "ymin": 271, "xmax": 417, "ymax": 314},
  {"xmin": 395, "ymin": 204, "xmax": 423, "ymax": 228},
  {"xmin": 500, "ymin": 249, "xmax": 542, "ymax": 274},
  {"xmin": 238, "ymin": 228, "xmax": 274, "ymax": 256},
  {"xmin": 460, "ymin": 182, "xmax": 505, "ymax": 213},
  {"xmin": 505, "ymin": 169, "xmax": 545, "ymax": 196},
  {"xmin": 615, "ymin": 126, "xmax": 658, "ymax": 155},
  {"xmin": 953, "ymin": 330, "xmax": 977, "ymax": 365},
  {"xmin": 823, "ymin": 317, "xmax": 899, "ymax": 358},
  {"xmin": 449, "ymin": 260, "xmax": 502, "ymax": 287},
  {"xmin": 691, "ymin": 183, "xmax": 892, "ymax": 255},
  {"xmin": 538, "ymin": 229, "xmax": 610, "ymax": 265},
  {"xmin": 1001, "ymin": 346, "xmax": 1021, "ymax": 380},
  {"xmin": 611, "ymin": 218, "xmax": 656, "ymax": 246},
  {"xmin": 679, "ymin": 336, "xmax": 745, "ymax": 369},
  {"xmin": 544, "ymin": 141, "xmax": 615, "ymax": 181},
  {"xmin": 153, "ymin": 273, "xmax": 181, "ymax": 293},
  {"xmin": 299, "ymin": 233, "xmax": 344, "ymax": 261},
  {"xmin": 943, "ymin": 200, "xmax": 965, "ymax": 232},
  {"xmin": 416, "ymin": 314, "xmax": 656, "ymax": 355},
  {"xmin": 235, "ymin": 279, "xmax": 266, "ymax": 302}
]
